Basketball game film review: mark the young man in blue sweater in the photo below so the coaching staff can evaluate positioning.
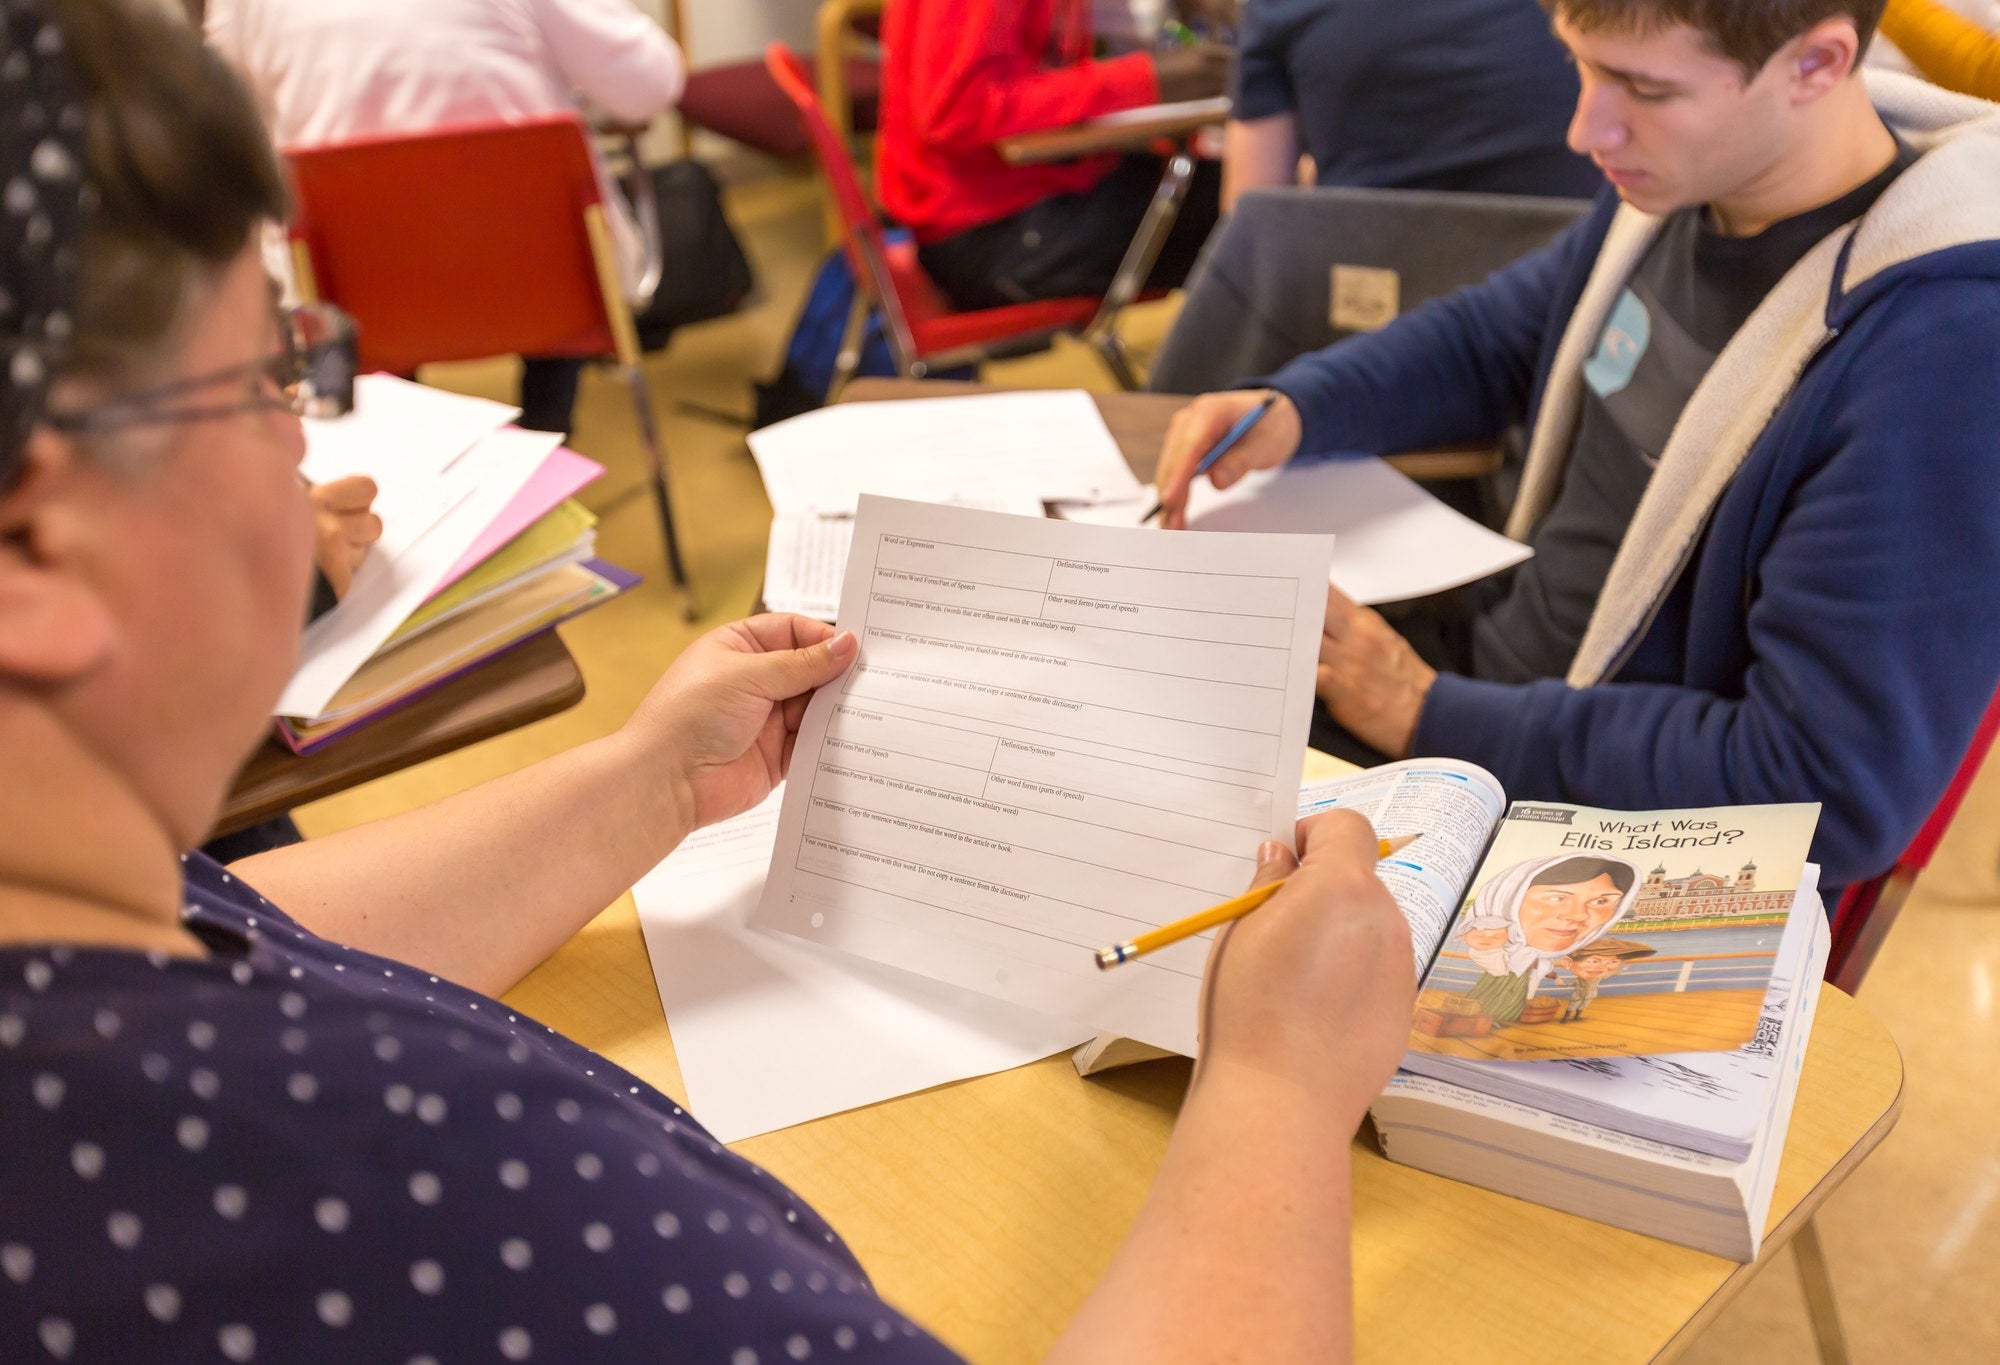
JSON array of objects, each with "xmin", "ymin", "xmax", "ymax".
[{"xmin": 1153, "ymin": 0, "xmax": 2000, "ymax": 895}]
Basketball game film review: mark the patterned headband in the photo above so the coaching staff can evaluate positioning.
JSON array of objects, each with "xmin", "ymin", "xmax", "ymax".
[{"xmin": 0, "ymin": 0, "xmax": 90, "ymax": 487}]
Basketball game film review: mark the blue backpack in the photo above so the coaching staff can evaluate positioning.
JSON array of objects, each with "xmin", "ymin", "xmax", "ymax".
[{"xmin": 753, "ymin": 240, "xmax": 974, "ymax": 428}]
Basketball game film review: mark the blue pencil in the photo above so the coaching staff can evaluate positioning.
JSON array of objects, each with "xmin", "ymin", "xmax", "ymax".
[{"xmin": 1140, "ymin": 391, "xmax": 1280, "ymax": 525}]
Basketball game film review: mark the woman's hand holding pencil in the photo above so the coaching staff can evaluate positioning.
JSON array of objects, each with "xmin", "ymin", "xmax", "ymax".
[
  {"xmin": 1178, "ymin": 812, "xmax": 1416, "ymax": 1116},
  {"xmin": 1094, "ymin": 831, "xmax": 1418, "ymax": 969}
]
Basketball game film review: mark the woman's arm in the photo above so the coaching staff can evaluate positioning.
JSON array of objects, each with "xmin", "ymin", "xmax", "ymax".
[
  {"xmin": 1223, "ymin": 111, "xmax": 1304, "ymax": 212},
  {"xmin": 1880, "ymin": 0, "xmax": 2000, "ymax": 100},
  {"xmin": 231, "ymin": 617, "xmax": 855, "ymax": 997},
  {"xmin": 1047, "ymin": 813, "xmax": 1416, "ymax": 1364}
]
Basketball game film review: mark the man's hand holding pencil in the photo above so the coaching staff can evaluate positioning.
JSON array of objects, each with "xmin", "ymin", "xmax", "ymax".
[{"xmin": 1152, "ymin": 387, "xmax": 1304, "ymax": 529}]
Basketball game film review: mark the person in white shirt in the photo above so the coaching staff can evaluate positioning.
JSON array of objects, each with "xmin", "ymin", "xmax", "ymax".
[{"xmin": 205, "ymin": 0, "xmax": 686, "ymax": 435}]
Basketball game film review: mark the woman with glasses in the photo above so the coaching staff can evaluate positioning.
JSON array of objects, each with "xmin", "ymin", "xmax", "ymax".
[{"xmin": 0, "ymin": 3, "xmax": 1415, "ymax": 1361}]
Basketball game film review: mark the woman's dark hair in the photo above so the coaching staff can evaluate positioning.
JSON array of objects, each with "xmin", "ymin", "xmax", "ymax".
[
  {"xmin": 1528, "ymin": 857, "xmax": 1638, "ymax": 894},
  {"xmin": 55, "ymin": 0, "xmax": 288, "ymax": 382}
]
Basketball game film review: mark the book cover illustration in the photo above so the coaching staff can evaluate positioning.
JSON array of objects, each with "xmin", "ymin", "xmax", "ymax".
[{"xmin": 1408, "ymin": 802, "xmax": 1819, "ymax": 1062}]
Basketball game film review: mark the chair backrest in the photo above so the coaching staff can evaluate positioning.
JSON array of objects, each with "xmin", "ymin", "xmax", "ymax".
[
  {"xmin": 286, "ymin": 116, "xmax": 620, "ymax": 374},
  {"xmin": 1826, "ymin": 681, "xmax": 2000, "ymax": 992},
  {"xmin": 764, "ymin": 42, "xmax": 918, "ymax": 356},
  {"xmin": 1149, "ymin": 185, "xmax": 1592, "ymax": 394}
]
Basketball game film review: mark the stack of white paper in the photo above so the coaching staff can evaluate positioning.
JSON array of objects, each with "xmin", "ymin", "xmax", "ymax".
[
  {"xmin": 762, "ymin": 515, "xmax": 853, "ymax": 621},
  {"xmin": 1058, "ymin": 457, "xmax": 1532, "ymax": 605},
  {"xmin": 280, "ymin": 376, "xmax": 557, "ymax": 720},
  {"xmin": 763, "ymin": 494, "xmax": 1047, "ymax": 623}
]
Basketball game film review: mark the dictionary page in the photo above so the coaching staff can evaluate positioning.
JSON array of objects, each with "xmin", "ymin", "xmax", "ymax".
[
  {"xmin": 752, "ymin": 496, "xmax": 1334, "ymax": 1055},
  {"xmin": 1296, "ymin": 759, "xmax": 1510, "ymax": 976}
]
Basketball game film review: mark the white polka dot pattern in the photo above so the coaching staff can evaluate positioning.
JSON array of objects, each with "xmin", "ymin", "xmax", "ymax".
[{"xmin": 0, "ymin": 851, "xmax": 956, "ymax": 1362}]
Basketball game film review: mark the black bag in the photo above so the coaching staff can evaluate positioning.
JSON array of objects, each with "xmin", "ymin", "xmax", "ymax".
[{"xmin": 632, "ymin": 159, "xmax": 756, "ymax": 352}]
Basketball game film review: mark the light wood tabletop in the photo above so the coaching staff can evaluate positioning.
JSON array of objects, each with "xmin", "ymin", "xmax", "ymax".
[
  {"xmin": 838, "ymin": 377, "xmax": 1505, "ymax": 484},
  {"xmin": 995, "ymin": 96, "xmax": 1232, "ymax": 166},
  {"xmin": 502, "ymin": 747, "xmax": 1904, "ymax": 1364}
]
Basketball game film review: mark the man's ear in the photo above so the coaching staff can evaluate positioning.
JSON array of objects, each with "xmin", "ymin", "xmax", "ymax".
[
  {"xmin": 0, "ymin": 430, "xmax": 118, "ymax": 682},
  {"xmin": 1786, "ymin": 18, "xmax": 1862, "ymax": 102}
]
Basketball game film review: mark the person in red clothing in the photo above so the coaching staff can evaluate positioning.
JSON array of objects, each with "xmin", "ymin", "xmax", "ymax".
[{"xmin": 878, "ymin": 0, "xmax": 1230, "ymax": 310}]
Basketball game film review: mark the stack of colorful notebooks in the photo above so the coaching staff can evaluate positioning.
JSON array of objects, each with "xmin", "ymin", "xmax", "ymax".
[{"xmin": 275, "ymin": 375, "xmax": 637, "ymax": 754}]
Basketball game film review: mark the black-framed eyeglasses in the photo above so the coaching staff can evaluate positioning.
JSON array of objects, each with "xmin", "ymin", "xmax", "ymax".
[{"xmin": 44, "ymin": 304, "xmax": 358, "ymax": 434}]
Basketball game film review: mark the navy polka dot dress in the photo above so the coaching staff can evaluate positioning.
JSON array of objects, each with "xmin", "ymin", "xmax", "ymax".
[{"xmin": 0, "ymin": 853, "xmax": 964, "ymax": 1363}]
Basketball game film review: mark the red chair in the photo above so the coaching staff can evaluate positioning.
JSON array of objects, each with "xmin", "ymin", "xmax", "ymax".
[
  {"xmin": 283, "ymin": 115, "xmax": 691, "ymax": 608},
  {"xmin": 1792, "ymin": 679, "xmax": 2000, "ymax": 1365},
  {"xmin": 764, "ymin": 43, "xmax": 1166, "ymax": 393},
  {"xmin": 1825, "ymin": 682, "xmax": 2000, "ymax": 993},
  {"xmin": 677, "ymin": 55, "xmax": 880, "ymax": 162}
]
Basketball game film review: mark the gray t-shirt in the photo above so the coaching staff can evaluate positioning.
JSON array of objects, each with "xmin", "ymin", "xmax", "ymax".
[{"xmin": 1473, "ymin": 143, "xmax": 1916, "ymax": 683}]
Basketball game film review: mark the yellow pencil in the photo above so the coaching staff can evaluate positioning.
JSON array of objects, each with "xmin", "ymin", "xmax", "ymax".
[{"xmin": 1092, "ymin": 833, "xmax": 1421, "ymax": 970}]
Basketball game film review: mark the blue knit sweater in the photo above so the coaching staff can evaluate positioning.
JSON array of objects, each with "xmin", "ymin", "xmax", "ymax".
[{"xmin": 1265, "ymin": 139, "xmax": 2000, "ymax": 893}]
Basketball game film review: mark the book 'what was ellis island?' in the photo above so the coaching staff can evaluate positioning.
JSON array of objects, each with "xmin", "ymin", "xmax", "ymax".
[{"xmin": 1406, "ymin": 796, "xmax": 1818, "ymax": 1064}]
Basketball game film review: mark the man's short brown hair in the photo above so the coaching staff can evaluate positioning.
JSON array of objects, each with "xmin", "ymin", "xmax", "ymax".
[{"xmin": 1541, "ymin": 0, "xmax": 1887, "ymax": 76}]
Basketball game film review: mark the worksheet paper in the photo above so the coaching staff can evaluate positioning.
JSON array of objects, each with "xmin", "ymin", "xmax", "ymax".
[
  {"xmin": 631, "ymin": 790, "xmax": 1093, "ymax": 1143},
  {"xmin": 751, "ymin": 496, "xmax": 1334, "ymax": 1055},
  {"xmin": 1058, "ymin": 457, "xmax": 1532, "ymax": 605},
  {"xmin": 747, "ymin": 390, "xmax": 1146, "ymax": 516},
  {"xmin": 278, "ymin": 425, "xmax": 562, "ymax": 719}
]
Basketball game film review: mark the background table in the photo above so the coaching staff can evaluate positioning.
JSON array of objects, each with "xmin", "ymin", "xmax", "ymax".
[
  {"xmin": 996, "ymin": 96, "xmax": 1232, "ymax": 166},
  {"xmin": 839, "ymin": 377, "xmax": 1505, "ymax": 483},
  {"xmin": 215, "ymin": 631, "xmax": 586, "ymax": 838},
  {"xmin": 503, "ymin": 746, "xmax": 1904, "ymax": 1363}
]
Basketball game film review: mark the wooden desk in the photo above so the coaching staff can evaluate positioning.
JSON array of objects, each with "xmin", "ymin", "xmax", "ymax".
[
  {"xmin": 503, "ymin": 747, "xmax": 1903, "ymax": 1364},
  {"xmin": 996, "ymin": 96, "xmax": 1232, "ymax": 166},
  {"xmin": 839, "ymin": 377, "xmax": 1505, "ymax": 483},
  {"xmin": 214, "ymin": 630, "xmax": 586, "ymax": 838}
]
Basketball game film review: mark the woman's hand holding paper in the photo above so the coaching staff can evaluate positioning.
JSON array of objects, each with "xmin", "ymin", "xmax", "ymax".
[{"xmin": 626, "ymin": 613, "xmax": 859, "ymax": 835}]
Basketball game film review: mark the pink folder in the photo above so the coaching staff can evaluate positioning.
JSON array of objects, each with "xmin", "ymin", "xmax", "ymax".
[{"xmin": 428, "ymin": 445, "xmax": 604, "ymax": 598}]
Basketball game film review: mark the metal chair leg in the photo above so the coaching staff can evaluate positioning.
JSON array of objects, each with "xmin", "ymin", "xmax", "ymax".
[
  {"xmin": 623, "ymin": 363, "xmax": 695, "ymax": 621},
  {"xmin": 1093, "ymin": 330, "xmax": 1143, "ymax": 392},
  {"xmin": 1793, "ymin": 1219, "xmax": 1852, "ymax": 1365},
  {"xmin": 1081, "ymin": 146, "xmax": 1196, "ymax": 391},
  {"xmin": 828, "ymin": 290, "xmax": 871, "ymax": 403}
]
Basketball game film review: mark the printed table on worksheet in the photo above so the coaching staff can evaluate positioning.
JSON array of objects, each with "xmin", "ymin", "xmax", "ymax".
[{"xmin": 755, "ymin": 497, "xmax": 1333, "ymax": 1054}]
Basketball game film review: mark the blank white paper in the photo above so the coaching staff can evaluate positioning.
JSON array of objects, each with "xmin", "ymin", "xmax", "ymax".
[
  {"xmin": 747, "ymin": 390, "xmax": 1145, "ymax": 517},
  {"xmin": 752, "ymin": 496, "xmax": 1333, "ymax": 1055},
  {"xmin": 300, "ymin": 373, "xmax": 519, "ymax": 492},
  {"xmin": 1059, "ymin": 456, "xmax": 1532, "ymax": 604},
  {"xmin": 631, "ymin": 790, "xmax": 1093, "ymax": 1143}
]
